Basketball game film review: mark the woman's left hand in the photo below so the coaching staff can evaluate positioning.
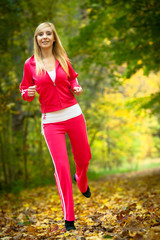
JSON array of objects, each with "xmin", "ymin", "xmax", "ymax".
[{"xmin": 73, "ymin": 86, "xmax": 83, "ymax": 96}]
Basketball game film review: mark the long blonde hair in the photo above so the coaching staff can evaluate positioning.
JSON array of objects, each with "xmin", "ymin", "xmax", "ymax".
[{"xmin": 34, "ymin": 22, "xmax": 69, "ymax": 75}]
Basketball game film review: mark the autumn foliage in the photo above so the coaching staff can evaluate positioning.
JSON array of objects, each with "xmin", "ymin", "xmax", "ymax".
[
  {"xmin": 0, "ymin": 168, "xmax": 160, "ymax": 240},
  {"xmin": 1, "ymin": 1, "xmax": 160, "ymax": 239}
]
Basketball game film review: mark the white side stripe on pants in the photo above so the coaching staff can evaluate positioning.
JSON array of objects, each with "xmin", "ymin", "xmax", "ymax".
[{"xmin": 43, "ymin": 131, "xmax": 66, "ymax": 219}]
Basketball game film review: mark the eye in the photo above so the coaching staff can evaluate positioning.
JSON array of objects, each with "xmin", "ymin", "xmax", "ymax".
[
  {"xmin": 38, "ymin": 32, "xmax": 43, "ymax": 36},
  {"xmin": 47, "ymin": 32, "xmax": 52, "ymax": 35}
]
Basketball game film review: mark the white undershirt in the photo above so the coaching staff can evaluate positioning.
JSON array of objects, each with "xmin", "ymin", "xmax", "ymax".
[
  {"xmin": 41, "ymin": 70, "xmax": 82, "ymax": 134},
  {"xmin": 47, "ymin": 69, "xmax": 56, "ymax": 83}
]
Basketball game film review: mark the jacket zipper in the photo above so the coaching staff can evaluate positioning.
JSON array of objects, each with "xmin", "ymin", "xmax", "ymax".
[
  {"xmin": 53, "ymin": 81, "xmax": 62, "ymax": 107},
  {"xmin": 47, "ymin": 71, "xmax": 62, "ymax": 108}
]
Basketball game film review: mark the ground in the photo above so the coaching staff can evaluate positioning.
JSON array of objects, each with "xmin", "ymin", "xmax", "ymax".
[{"xmin": 0, "ymin": 167, "xmax": 160, "ymax": 240}]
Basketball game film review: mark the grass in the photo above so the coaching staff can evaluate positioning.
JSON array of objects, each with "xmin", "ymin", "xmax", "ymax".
[
  {"xmin": 1, "ymin": 158, "xmax": 160, "ymax": 195},
  {"xmin": 88, "ymin": 157, "xmax": 160, "ymax": 180}
]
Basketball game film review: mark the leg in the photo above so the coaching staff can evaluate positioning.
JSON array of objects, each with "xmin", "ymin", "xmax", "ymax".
[
  {"xmin": 67, "ymin": 114, "xmax": 91, "ymax": 193},
  {"xmin": 43, "ymin": 122, "xmax": 75, "ymax": 221}
]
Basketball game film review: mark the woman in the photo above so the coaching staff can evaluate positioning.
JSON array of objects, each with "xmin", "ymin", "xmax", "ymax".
[{"xmin": 20, "ymin": 22, "xmax": 91, "ymax": 231}]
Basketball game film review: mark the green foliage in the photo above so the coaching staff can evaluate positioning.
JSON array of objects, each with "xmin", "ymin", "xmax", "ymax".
[
  {"xmin": 69, "ymin": 0, "xmax": 160, "ymax": 125},
  {"xmin": 70, "ymin": 0, "xmax": 160, "ymax": 78}
]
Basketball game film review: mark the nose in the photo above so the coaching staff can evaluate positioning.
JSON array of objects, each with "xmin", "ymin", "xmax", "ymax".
[{"xmin": 43, "ymin": 33, "xmax": 48, "ymax": 38}]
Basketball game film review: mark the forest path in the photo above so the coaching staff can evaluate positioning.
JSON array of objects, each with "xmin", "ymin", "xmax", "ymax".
[{"xmin": 0, "ymin": 167, "xmax": 160, "ymax": 239}]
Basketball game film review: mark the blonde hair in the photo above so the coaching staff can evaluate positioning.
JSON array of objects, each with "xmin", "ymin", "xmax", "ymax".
[{"xmin": 34, "ymin": 22, "xmax": 69, "ymax": 75}]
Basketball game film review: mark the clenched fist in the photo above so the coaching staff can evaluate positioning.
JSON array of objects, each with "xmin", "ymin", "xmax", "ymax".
[
  {"xmin": 73, "ymin": 86, "xmax": 83, "ymax": 96},
  {"xmin": 28, "ymin": 85, "xmax": 37, "ymax": 97}
]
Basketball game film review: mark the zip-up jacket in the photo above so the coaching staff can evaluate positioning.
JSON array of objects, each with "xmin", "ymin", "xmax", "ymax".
[{"xmin": 20, "ymin": 55, "xmax": 80, "ymax": 113}]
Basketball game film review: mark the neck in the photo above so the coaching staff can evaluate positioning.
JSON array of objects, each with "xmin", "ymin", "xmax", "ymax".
[{"xmin": 41, "ymin": 47, "xmax": 53, "ymax": 59}]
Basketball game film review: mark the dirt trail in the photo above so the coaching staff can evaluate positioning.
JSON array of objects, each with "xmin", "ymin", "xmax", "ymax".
[{"xmin": 0, "ymin": 167, "xmax": 160, "ymax": 239}]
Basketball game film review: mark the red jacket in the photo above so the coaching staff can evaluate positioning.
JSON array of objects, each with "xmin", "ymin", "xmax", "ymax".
[{"xmin": 20, "ymin": 55, "xmax": 80, "ymax": 113}]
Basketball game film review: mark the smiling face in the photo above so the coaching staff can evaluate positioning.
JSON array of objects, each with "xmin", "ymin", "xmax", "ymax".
[{"xmin": 36, "ymin": 26, "xmax": 55, "ymax": 50}]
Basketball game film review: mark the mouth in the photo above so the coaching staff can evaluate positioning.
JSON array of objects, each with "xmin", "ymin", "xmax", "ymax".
[{"xmin": 42, "ymin": 41, "xmax": 49, "ymax": 44}]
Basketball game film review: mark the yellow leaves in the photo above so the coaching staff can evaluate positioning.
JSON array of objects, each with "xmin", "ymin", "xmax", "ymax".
[
  {"xmin": 87, "ymin": 67, "xmax": 160, "ymax": 171},
  {"xmin": 0, "ymin": 169, "xmax": 160, "ymax": 239},
  {"xmin": 51, "ymin": 207, "xmax": 59, "ymax": 212},
  {"xmin": 26, "ymin": 225, "xmax": 37, "ymax": 232},
  {"xmin": 124, "ymin": 69, "xmax": 160, "ymax": 98},
  {"xmin": 146, "ymin": 228, "xmax": 160, "ymax": 240},
  {"xmin": 23, "ymin": 203, "xmax": 29, "ymax": 208},
  {"xmin": 79, "ymin": 23, "xmax": 86, "ymax": 29},
  {"xmin": 103, "ymin": 38, "xmax": 111, "ymax": 46},
  {"xmin": 63, "ymin": 231, "xmax": 70, "ymax": 237},
  {"xmin": 87, "ymin": 8, "xmax": 92, "ymax": 14},
  {"xmin": 149, "ymin": 41, "xmax": 153, "ymax": 45},
  {"xmin": 137, "ymin": 60, "xmax": 142, "ymax": 65}
]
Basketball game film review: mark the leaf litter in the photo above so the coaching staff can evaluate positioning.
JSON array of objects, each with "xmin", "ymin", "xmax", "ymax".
[{"xmin": 0, "ymin": 168, "xmax": 160, "ymax": 240}]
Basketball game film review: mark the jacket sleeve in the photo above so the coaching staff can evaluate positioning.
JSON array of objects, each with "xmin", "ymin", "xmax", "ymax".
[
  {"xmin": 20, "ymin": 61, "xmax": 35, "ymax": 102},
  {"xmin": 68, "ymin": 61, "xmax": 81, "ymax": 91}
]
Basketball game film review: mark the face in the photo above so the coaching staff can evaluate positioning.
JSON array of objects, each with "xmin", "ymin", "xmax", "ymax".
[{"xmin": 36, "ymin": 26, "xmax": 55, "ymax": 49}]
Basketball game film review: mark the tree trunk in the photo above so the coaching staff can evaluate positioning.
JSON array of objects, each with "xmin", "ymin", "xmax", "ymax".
[
  {"xmin": 0, "ymin": 132, "xmax": 8, "ymax": 187},
  {"xmin": 23, "ymin": 117, "xmax": 29, "ymax": 187}
]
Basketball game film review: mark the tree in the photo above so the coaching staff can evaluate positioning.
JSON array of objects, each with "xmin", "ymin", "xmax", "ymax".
[
  {"xmin": 69, "ymin": 0, "xmax": 160, "ymax": 135},
  {"xmin": 0, "ymin": 0, "xmax": 83, "ymax": 191},
  {"xmin": 70, "ymin": 0, "xmax": 160, "ymax": 78}
]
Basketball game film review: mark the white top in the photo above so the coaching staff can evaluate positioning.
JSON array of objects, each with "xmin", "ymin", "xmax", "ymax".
[
  {"xmin": 42, "ymin": 103, "xmax": 82, "ymax": 123},
  {"xmin": 47, "ymin": 69, "xmax": 56, "ymax": 83}
]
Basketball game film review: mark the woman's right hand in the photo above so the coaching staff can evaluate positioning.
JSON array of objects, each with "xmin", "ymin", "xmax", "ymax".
[{"xmin": 28, "ymin": 85, "xmax": 37, "ymax": 97}]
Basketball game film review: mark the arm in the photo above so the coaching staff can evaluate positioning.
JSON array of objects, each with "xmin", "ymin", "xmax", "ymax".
[
  {"xmin": 20, "ymin": 61, "xmax": 36, "ymax": 102},
  {"xmin": 68, "ymin": 61, "xmax": 83, "ymax": 96},
  {"xmin": 72, "ymin": 78, "xmax": 83, "ymax": 96}
]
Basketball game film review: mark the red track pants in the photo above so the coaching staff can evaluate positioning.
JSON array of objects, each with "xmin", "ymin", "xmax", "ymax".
[{"xmin": 43, "ymin": 114, "xmax": 91, "ymax": 221}]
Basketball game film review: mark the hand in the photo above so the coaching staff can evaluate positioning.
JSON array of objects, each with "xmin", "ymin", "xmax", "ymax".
[
  {"xmin": 28, "ymin": 85, "xmax": 37, "ymax": 97},
  {"xmin": 73, "ymin": 86, "xmax": 83, "ymax": 96}
]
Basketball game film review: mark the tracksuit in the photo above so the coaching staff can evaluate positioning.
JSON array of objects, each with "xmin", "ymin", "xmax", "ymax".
[{"xmin": 20, "ymin": 55, "xmax": 91, "ymax": 221}]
